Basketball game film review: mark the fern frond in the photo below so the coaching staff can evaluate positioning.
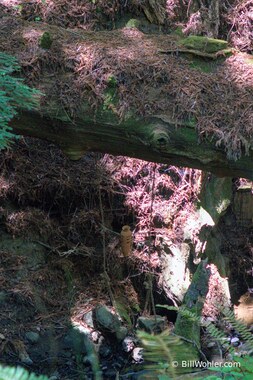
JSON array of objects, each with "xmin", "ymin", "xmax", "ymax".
[
  {"xmin": 137, "ymin": 329, "xmax": 196, "ymax": 377},
  {"xmin": 222, "ymin": 308, "xmax": 253, "ymax": 350},
  {"xmin": 0, "ymin": 52, "xmax": 42, "ymax": 149},
  {"xmin": 205, "ymin": 322, "xmax": 228, "ymax": 343},
  {"xmin": 0, "ymin": 365, "xmax": 49, "ymax": 380},
  {"xmin": 157, "ymin": 304, "xmax": 199, "ymax": 322}
]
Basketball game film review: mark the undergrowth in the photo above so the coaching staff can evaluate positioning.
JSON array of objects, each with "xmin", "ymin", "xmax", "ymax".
[
  {"xmin": 0, "ymin": 365, "xmax": 48, "ymax": 380},
  {"xmin": 0, "ymin": 52, "xmax": 40, "ymax": 149},
  {"xmin": 137, "ymin": 305, "xmax": 253, "ymax": 379}
]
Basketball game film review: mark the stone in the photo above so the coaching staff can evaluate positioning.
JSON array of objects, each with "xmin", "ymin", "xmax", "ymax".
[
  {"xmin": 99, "ymin": 343, "xmax": 112, "ymax": 358},
  {"xmin": 122, "ymin": 336, "xmax": 135, "ymax": 352},
  {"xmin": 19, "ymin": 352, "xmax": 33, "ymax": 365},
  {"xmin": 49, "ymin": 376, "xmax": 59, "ymax": 380},
  {"xmin": 83, "ymin": 310, "xmax": 94, "ymax": 328},
  {"xmin": 132, "ymin": 347, "xmax": 144, "ymax": 363},
  {"xmin": 63, "ymin": 327, "xmax": 87, "ymax": 354},
  {"xmin": 90, "ymin": 331, "xmax": 99, "ymax": 343},
  {"xmin": 93, "ymin": 304, "xmax": 127, "ymax": 341},
  {"xmin": 49, "ymin": 371, "xmax": 60, "ymax": 380},
  {"xmin": 126, "ymin": 19, "xmax": 141, "ymax": 29},
  {"xmin": 116, "ymin": 326, "xmax": 128, "ymax": 341},
  {"xmin": 230, "ymin": 336, "xmax": 240, "ymax": 347},
  {"xmin": 25, "ymin": 331, "xmax": 40, "ymax": 344},
  {"xmin": 207, "ymin": 341, "xmax": 216, "ymax": 348},
  {"xmin": 137, "ymin": 315, "xmax": 167, "ymax": 333}
]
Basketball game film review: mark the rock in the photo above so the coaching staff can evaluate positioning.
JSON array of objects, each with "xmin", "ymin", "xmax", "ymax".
[
  {"xmin": 230, "ymin": 336, "xmax": 240, "ymax": 347},
  {"xmin": 90, "ymin": 331, "xmax": 99, "ymax": 343},
  {"xmin": 116, "ymin": 326, "xmax": 128, "ymax": 341},
  {"xmin": 19, "ymin": 352, "xmax": 33, "ymax": 365},
  {"xmin": 137, "ymin": 315, "xmax": 167, "ymax": 333},
  {"xmin": 93, "ymin": 304, "xmax": 128, "ymax": 341},
  {"xmin": 207, "ymin": 341, "xmax": 216, "ymax": 348},
  {"xmin": 48, "ymin": 371, "xmax": 60, "ymax": 380},
  {"xmin": 83, "ymin": 310, "xmax": 94, "ymax": 328},
  {"xmin": 132, "ymin": 347, "xmax": 144, "ymax": 363},
  {"xmin": 25, "ymin": 331, "xmax": 40, "ymax": 344},
  {"xmin": 126, "ymin": 19, "xmax": 141, "ymax": 29},
  {"xmin": 99, "ymin": 343, "xmax": 112, "ymax": 358},
  {"xmin": 122, "ymin": 336, "xmax": 135, "ymax": 352},
  {"xmin": 63, "ymin": 327, "xmax": 86, "ymax": 354}
]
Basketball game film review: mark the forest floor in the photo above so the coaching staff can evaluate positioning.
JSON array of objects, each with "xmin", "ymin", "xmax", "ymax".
[
  {"xmin": 0, "ymin": 137, "xmax": 191, "ymax": 379},
  {"xmin": 0, "ymin": 138, "xmax": 253, "ymax": 379}
]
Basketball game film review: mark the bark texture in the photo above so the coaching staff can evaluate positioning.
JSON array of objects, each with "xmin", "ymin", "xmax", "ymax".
[{"xmin": 12, "ymin": 110, "xmax": 253, "ymax": 180}]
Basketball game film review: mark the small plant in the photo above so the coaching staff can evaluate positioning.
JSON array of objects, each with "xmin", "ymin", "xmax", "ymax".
[
  {"xmin": 0, "ymin": 364, "xmax": 49, "ymax": 380},
  {"xmin": 137, "ymin": 329, "xmax": 196, "ymax": 378},
  {"xmin": 206, "ymin": 356, "xmax": 253, "ymax": 379},
  {"xmin": 138, "ymin": 305, "xmax": 253, "ymax": 379},
  {"xmin": 0, "ymin": 52, "xmax": 41, "ymax": 149}
]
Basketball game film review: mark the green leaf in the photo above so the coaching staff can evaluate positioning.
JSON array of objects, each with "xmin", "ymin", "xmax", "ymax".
[{"xmin": 0, "ymin": 365, "xmax": 49, "ymax": 380}]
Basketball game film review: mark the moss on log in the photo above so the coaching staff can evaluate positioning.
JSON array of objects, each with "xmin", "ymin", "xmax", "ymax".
[
  {"xmin": 0, "ymin": 15, "xmax": 253, "ymax": 179},
  {"xmin": 11, "ymin": 108, "xmax": 253, "ymax": 179},
  {"xmin": 174, "ymin": 260, "xmax": 210, "ymax": 351}
]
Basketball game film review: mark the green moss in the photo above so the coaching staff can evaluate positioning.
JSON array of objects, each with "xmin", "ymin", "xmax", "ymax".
[
  {"xmin": 125, "ymin": 18, "xmax": 141, "ymax": 29},
  {"xmin": 107, "ymin": 74, "xmax": 117, "ymax": 88},
  {"xmin": 171, "ymin": 26, "xmax": 184, "ymax": 37},
  {"xmin": 39, "ymin": 32, "xmax": 53, "ymax": 49},
  {"xmin": 190, "ymin": 57, "xmax": 218, "ymax": 73},
  {"xmin": 103, "ymin": 75, "xmax": 119, "ymax": 112},
  {"xmin": 175, "ymin": 260, "xmax": 210, "ymax": 352},
  {"xmin": 179, "ymin": 36, "xmax": 228, "ymax": 53}
]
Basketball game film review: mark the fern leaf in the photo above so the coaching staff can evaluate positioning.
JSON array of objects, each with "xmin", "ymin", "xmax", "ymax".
[
  {"xmin": 138, "ymin": 329, "xmax": 196, "ymax": 377},
  {"xmin": 0, "ymin": 365, "xmax": 49, "ymax": 380},
  {"xmin": 0, "ymin": 52, "xmax": 42, "ymax": 149}
]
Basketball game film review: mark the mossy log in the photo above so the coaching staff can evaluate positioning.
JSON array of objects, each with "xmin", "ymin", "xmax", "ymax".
[
  {"xmin": 12, "ymin": 110, "xmax": 253, "ymax": 180},
  {"xmin": 1, "ymin": 15, "xmax": 253, "ymax": 179}
]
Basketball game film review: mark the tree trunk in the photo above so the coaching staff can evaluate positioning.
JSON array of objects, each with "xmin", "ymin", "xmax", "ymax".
[{"xmin": 185, "ymin": 0, "xmax": 220, "ymax": 37}]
